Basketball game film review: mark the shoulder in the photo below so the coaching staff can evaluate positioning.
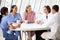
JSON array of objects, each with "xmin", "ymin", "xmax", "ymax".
[
  {"xmin": 7, "ymin": 13, "xmax": 12, "ymax": 20},
  {"xmin": 1, "ymin": 16, "xmax": 8, "ymax": 23},
  {"xmin": 2, "ymin": 16, "xmax": 8, "ymax": 20}
]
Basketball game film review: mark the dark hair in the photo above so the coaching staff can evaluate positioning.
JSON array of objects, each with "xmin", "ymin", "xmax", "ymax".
[
  {"xmin": 52, "ymin": 5, "xmax": 59, "ymax": 12},
  {"xmin": 0, "ymin": 7, "xmax": 8, "ymax": 22},
  {"xmin": 1, "ymin": 7, "xmax": 8, "ymax": 15},
  {"xmin": 0, "ymin": 10, "xmax": 2, "ymax": 23},
  {"xmin": 10, "ymin": 5, "xmax": 16, "ymax": 12},
  {"xmin": 0, "ymin": 15, "xmax": 2, "ymax": 23},
  {"xmin": 26, "ymin": 5, "xmax": 31, "ymax": 13},
  {"xmin": 44, "ymin": 6, "xmax": 51, "ymax": 13}
]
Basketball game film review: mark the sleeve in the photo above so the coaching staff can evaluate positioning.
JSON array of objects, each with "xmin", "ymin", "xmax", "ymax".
[
  {"xmin": 0, "ymin": 20, "xmax": 4, "ymax": 29},
  {"xmin": 7, "ymin": 20, "xmax": 13, "ymax": 25},
  {"xmin": 7, "ymin": 17, "xmax": 13, "ymax": 26},
  {"xmin": 1, "ymin": 18, "xmax": 8, "ymax": 29}
]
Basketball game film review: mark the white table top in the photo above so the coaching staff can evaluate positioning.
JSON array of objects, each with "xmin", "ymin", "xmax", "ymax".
[{"xmin": 10, "ymin": 23, "xmax": 50, "ymax": 31}]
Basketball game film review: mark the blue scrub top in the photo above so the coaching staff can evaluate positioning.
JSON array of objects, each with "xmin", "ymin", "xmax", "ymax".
[
  {"xmin": 7, "ymin": 13, "xmax": 22, "ymax": 36},
  {"xmin": 1, "ymin": 15, "xmax": 8, "ymax": 29},
  {"xmin": 0, "ymin": 13, "xmax": 21, "ymax": 39},
  {"xmin": 7, "ymin": 13, "xmax": 22, "ymax": 25},
  {"xmin": 1, "ymin": 15, "xmax": 9, "ymax": 38}
]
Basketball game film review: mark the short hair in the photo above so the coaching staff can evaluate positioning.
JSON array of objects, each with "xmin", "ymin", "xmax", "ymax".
[
  {"xmin": 1, "ymin": 7, "xmax": 8, "ymax": 15},
  {"xmin": 44, "ymin": 6, "xmax": 51, "ymax": 13},
  {"xmin": 52, "ymin": 5, "xmax": 59, "ymax": 12}
]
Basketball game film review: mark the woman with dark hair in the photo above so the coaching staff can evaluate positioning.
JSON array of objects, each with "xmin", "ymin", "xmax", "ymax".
[
  {"xmin": 7, "ymin": 5, "xmax": 22, "ymax": 40},
  {"xmin": 0, "ymin": 7, "xmax": 9, "ymax": 40},
  {"xmin": 36, "ymin": 6, "xmax": 51, "ymax": 40},
  {"xmin": 0, "ymin": 7, "xmax": 8, "ymax": 22},
  {"xmin": 23, "ymin": 5, "xmax": 36, "ymax": 40},
  {"xmin": 0, "ymin": 7, "xmax": 8, "ymax": 39}
]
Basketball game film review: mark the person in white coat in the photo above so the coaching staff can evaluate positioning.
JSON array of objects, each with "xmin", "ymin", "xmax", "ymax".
[
  {"xmin": 41, "ymin": 5, "xmax": 59, "ymax": 40},
  {"xmin": 37, "ymin": 6, "xmax": 52, "ymax": 24},
  {"xmin": 36, "ymin": 6, "xmax": 51, "ymax": 40}
]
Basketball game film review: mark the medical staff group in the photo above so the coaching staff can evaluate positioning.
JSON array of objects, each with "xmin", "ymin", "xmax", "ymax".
[{"xmin": 0, "ymin": 5, "xmax": 60, "ymax": 40}]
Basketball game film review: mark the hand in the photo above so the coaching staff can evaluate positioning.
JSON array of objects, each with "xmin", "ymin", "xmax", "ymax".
[
  {"xmin": 20, "ymin": 20, "xmax": 24, "ymax": 23},
  {"xmin": 37, "ymin": 21, "xmax": 44, "ymax": 24},
  {"xmin": 16, "ymin": 23, "xmax": 21, "ymax": 28},
  {"xmin": 39, "ymin": 21, "xmax": 44, "ymax": 25},
  {"xmin": 37, "ymin": 21, "xmax": 40, "ymax": 24}
]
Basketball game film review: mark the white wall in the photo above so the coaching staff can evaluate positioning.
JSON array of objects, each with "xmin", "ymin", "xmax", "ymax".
[{"xmin": 1, "ymin": 0, "xmax": 60, "ymax": 17}]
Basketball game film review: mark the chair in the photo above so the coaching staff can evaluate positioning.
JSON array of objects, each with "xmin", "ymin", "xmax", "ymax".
[
  {"xmin": 0, "ymin": 28, "xmax": 5, "ymax": 40},
  {"xmin": 41, "ymin": 32, "xmax": 55, "ymax": 40},
  {"xmin": 41, "ymin": 23, "xmax": 58, "ymax": 40}
]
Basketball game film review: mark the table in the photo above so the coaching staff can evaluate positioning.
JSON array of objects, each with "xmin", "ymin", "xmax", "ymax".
[{"xmin": 10, "ymin": 23, "xmax": 50, "ymax": 40}]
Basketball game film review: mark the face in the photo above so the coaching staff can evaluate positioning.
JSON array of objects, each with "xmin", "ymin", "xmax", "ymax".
[
  {"xmin": 13, "ymin": 6, "xmax": 17, "ymax": 13},
  {"xmin": 6, "ymin": 11, "xmax": 8, "ymax": 16},
  {"xmin": 27, "ymin": 7, "xmax": 32, "ymax": 13},
  {"xmin": 52, "ymin": 9, "xmax": 56, "ymax": 14},
  {"xmin": 44, "ymin": 7, "xmax": 48, "ymax": 14}
]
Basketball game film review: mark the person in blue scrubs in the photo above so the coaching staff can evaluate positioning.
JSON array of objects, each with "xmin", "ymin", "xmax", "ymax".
[
  {"xmin": 0, "ymin": 7, "xmax": 9, "ymax": 40},
  {"xmin": 7, "ymin": 5, "xmax": 22, "ymax": 40},
  {"xmin": 0, "ymin": 7, "xmax": 14, "ymax": 40}
]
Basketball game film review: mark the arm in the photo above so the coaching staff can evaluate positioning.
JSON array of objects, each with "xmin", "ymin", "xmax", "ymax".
[
  {"xmin": 41, "ymin": 17, "xmax": 55, "ymax": 27},
  {"xmin": 7, "ymin": 19, "xmax": 19, "ymax": 29},
  {"xmin": 9, "ymin": 23, "xmax": 16, "ymax": 29}
]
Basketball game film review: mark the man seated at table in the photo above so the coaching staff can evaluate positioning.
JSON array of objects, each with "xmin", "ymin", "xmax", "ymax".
[{"xmin": 51, "ymin": 5, "xmax": 60, "ymax": 40}]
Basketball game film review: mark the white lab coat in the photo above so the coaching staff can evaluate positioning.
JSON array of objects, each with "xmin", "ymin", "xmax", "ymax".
[
  {"xmin": 37, "ymin": 13, "xmax": 52, "ymax": 23},
  {"xmin": 42, "ymin": 12, "xmax": 60, "ymax": 37},
  {"xmin": 55, "ymin": 12, "xmax": 60, "ymax": 39}
]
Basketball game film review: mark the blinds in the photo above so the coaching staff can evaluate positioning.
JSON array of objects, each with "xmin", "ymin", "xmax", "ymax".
[{"xmin": 1, "ymin": 0, "xmax": 60, "ymax": 16}]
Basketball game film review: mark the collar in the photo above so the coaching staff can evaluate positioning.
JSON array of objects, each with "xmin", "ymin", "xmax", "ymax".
[{"xmin": 10, "ymin": 13, "xmax": 17, "ymax": 18}]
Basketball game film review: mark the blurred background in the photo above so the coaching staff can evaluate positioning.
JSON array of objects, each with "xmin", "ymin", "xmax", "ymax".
[{"xmin": 0, "ymin": 0, "xmax": 60, "ymax": 18}]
